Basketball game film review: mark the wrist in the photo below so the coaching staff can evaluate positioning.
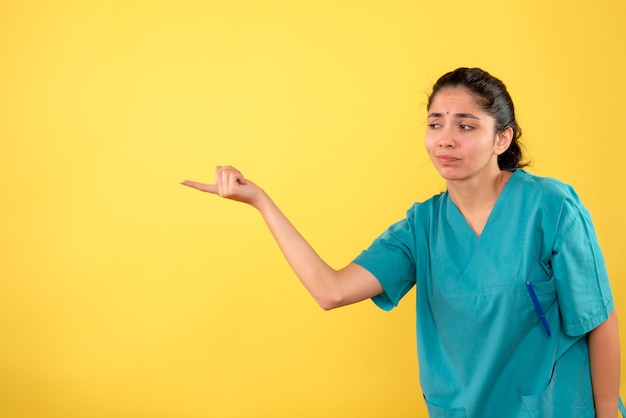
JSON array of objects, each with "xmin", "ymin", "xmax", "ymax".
[{"xmin": 252, "ymin": 189, "xmax": 272, "ymax": 212}]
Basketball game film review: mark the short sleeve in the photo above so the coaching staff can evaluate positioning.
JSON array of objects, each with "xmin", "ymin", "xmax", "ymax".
[
  {"xmin": 353, "ymin": 207, "xmax": 418, "ymax": 311},
  {"xmin": 552, "ymin": 196, "xmax": 614, "ymax": 336}
]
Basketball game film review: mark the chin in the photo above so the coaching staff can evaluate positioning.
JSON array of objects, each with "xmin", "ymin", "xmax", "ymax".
[{"xmin": 435, "ymin": 168, "xmax": 464, "ymax": 181}]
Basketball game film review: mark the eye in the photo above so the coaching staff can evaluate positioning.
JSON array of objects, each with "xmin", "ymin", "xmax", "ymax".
[
  {"xmin": 428, "ymin": 123, "xmax": 441, "ymax": 129},
  {"xmin": 460, "ymin": 124, "xmax": 474, "ymax": 131}
]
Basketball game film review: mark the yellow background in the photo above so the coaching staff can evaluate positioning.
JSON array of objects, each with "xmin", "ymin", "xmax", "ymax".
[{"xmin": 1, "ymin": 1, "xmax": 625, "ymax": 417}]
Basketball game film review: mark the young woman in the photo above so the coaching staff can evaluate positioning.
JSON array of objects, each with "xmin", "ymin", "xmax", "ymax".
[{"xmin": 182, "ymin": 68, "xmax": 621, "ymax": 417}]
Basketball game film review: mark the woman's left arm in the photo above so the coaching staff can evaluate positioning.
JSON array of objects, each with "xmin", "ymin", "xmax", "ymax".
[{"xmin": 588, "ymin": 309, "xmax": 621, "ymax": 418}]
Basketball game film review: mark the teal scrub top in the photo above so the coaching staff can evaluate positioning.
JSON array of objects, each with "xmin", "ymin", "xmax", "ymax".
[{"xmin": 353, "ymin": 170, "xmax": 614, "ymax": 418}]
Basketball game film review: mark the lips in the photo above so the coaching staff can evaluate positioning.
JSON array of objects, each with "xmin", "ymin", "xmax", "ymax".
[{"xmin": 436, "ymin": 155, "xmax": 459, "ymax": 163}]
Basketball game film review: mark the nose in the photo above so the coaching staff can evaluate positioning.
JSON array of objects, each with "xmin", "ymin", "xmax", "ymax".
[{"xmin": 438, "ymin": 125, "xmax": 456, "ymax": 148}]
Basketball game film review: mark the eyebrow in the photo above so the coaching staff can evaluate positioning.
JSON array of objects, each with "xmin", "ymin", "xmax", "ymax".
[{"xmin": 427, "ymin": 112, "xmax": 481, "ymax": 119}]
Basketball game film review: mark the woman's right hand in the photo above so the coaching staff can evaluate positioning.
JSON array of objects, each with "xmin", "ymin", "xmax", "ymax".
[{"xmin": 181, "ymin": 165, "xmax": 264, "ymax": 208}]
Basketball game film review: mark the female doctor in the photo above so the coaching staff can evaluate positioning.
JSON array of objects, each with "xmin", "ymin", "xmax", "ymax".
[{"xmin": 182, "ymin": 67, "xmax": 621, "ymax": 417}]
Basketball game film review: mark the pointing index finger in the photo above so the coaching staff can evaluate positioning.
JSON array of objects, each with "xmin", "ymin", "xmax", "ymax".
[{"xmin": 180, "ymin": 180, "xmax": 218, "ymax": 194}]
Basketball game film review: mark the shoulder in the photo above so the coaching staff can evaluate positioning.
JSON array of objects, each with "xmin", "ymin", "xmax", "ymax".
[
  {"xmin": 512, "ymin": 169, "xmax": 582, "ymax": 205},
  {"xmin": 513, "ymin": 170, "xmax": 592, "ymax": 234}
]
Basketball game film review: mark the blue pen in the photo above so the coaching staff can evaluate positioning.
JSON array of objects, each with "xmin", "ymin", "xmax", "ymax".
[{"xmin": 526, "ymin": 281, "xmax": 551, "ymax": 337}]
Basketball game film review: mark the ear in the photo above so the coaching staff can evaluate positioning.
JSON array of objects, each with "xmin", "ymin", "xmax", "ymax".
[{"xmin": 494, "ymin": 126, "xmax": 514, "ymax": 155}]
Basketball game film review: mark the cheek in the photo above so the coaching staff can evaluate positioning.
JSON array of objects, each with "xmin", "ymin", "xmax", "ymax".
[
  {"xmin": 424, "ymin": 134, "xmax": 437, "ymax": 153},
  {"xmin": 471, "ymin": 140, "xmax": 498, "ymax": 161}
]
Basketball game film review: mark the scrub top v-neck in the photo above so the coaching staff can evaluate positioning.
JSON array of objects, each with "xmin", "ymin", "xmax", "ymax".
[{"xmin": 353, "ymin": 169, "xmax": 614, "ymax": 417}]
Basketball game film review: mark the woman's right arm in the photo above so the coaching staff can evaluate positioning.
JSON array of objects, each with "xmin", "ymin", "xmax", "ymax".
[{"xmin": 182, "ymin": 166, "xmax": 383, "ymax": 310}]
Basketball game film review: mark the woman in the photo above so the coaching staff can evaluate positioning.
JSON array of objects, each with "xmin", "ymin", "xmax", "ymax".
[{"xmin": 182, "ymin": 68, "xmax": 621, "ymax": 417}]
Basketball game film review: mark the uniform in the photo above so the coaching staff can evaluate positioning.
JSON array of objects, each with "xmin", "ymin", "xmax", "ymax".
[{"xmin": 354, "ymin": 170, "xmax": 615, "ymax": 417}]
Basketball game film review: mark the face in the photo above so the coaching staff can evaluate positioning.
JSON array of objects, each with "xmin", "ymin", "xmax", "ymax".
[{"xmin": 425, "ymin": 87, "xmax": 511, "ymax": 183}]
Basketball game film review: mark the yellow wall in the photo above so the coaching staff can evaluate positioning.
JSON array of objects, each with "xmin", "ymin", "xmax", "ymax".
[{"xmin": 1, "ymin": 1, "xmax": 624, "ymax": 417}]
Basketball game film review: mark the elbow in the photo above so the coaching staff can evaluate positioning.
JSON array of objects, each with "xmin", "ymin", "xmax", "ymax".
[
  {"xmin": 317, "ymin": 297, "xmax": 342, "ymax": 311},
  {"xmin": 308, "ymin": 271, "xmax": 346, "ymax": 311},
  {"xmin": 315, "ymin": 292, "xmax": 345, "ymax": 311}
]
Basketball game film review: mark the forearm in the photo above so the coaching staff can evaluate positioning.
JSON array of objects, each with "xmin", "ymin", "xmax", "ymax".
[
  {"xmin": 588, "ymin": 309, "xmax": 620, "ymax": 417},
  {"xmin": 254, "ymin": 191, "xmax": 344, "ymax": 310}
]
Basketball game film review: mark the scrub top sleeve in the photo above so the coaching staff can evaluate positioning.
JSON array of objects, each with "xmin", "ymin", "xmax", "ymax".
[
  {"xmin": 353, "ymin": 211, "xmax": 417, "ymax": 311},
  {"xmin": 552, "ymin": 197, "xmax": 614, "ymax": 336}
]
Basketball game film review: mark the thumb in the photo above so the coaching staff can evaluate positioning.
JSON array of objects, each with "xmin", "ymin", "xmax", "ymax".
[{"xmin": 180, "ymin": 180, "xmax": 218, "ymax": 194}]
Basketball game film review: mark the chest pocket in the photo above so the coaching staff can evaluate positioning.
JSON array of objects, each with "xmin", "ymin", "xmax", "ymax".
[{"xmin": 429, "ymin": 237, "xmax": 558, "ymax": 353}]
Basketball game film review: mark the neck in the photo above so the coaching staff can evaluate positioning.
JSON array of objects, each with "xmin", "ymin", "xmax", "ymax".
[
  {"xmin": 447, "ymin": 169, "xmax": 512, "ymax": 212},
  {"xmin": 446, "ymin": 168, "xmax": 513, "ymax": 237}
]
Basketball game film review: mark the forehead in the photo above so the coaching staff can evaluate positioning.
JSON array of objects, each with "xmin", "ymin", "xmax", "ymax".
[{"xmin": 428, "ymin": 87, "xmax": 483, "ymax": 113}]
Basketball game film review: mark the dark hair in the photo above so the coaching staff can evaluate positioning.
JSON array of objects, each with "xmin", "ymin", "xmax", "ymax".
[{"xmin": 427, "ymin": 67, "xmax": 528, "ymax": 170}]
